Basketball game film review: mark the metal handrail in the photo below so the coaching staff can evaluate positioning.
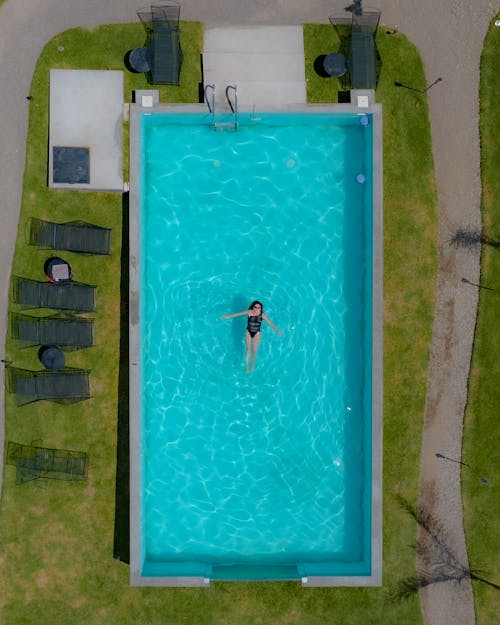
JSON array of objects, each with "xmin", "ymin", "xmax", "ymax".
[
  {"xmin": 225, "ymin": 84, "xmax": 238, "ymax": 130},
  {"xmin": 204, "ymin": 84, "xmax": 215, "ymax": 125}
]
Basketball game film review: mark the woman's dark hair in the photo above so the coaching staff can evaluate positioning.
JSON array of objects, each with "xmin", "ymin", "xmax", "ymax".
[{"xmin": 249, "ymin": 300, "xmax": 264, "ymax": 312}]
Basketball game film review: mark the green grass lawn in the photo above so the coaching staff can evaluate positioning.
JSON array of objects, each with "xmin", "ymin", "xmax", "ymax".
[
  {"xmin": 0, "ymin": 22, "xmax": 439, "ymax": 625},
  {"xmin": 462, "ymin": 13, "xmax": 500, "ymax": 625}
]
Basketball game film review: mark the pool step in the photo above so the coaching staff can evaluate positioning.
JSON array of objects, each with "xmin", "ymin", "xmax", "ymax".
[{"xmin": 213, "ymin": 121, "xmax": 237, "ymax": 131}]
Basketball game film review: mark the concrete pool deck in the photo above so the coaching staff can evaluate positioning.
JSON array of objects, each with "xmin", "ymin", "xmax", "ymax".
[
  {"xmin": 203, "ymin": 26, "xmax": 306, "ymax": 110},
  {"xmin": 0, "ymin": 0, "xmax": 497, "ymax": 622}
]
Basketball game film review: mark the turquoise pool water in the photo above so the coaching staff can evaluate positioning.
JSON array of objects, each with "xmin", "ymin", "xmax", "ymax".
[{"xmin": 138, "ymin": 112, "xmax": 373, "ymax": 580}]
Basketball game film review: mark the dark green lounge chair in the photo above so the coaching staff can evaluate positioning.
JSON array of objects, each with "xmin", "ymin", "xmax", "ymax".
[
  {"xmin": 13, "ymin": 277, "xmax": 96, "ymax": 313},
  {"xmin": 10, "ymin": 313, "xmax": 94, "ymax": 349},
  {"xmin": 6, "ymin": 441, "xmax": 89, "ymax": 484},
  {"xmin": 6, "ymin": 367, "xmax": 91, "ymax": 406},
  {"xmin": 29, "ymin": 218, "xmax": 111, "ymax": 255}
]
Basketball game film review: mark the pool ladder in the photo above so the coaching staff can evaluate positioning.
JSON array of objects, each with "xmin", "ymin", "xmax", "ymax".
[{"xmin": 204, "ymin": 84, "xmax": 238, "ymax": 131}]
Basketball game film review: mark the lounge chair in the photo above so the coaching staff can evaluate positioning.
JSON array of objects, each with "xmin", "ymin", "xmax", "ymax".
[
  {"xmin": 10, "ymin": 313, "xmax": 94, "ymax": 349},
  {"xmin": 136, "ymin": 3, "xmax": 183, "ymax": 85},
  {"xmin": 12, "ymin": 277, "xmax": 96, "ymax": 313},
  {"xmin": 6, "ymin": 442, "xmax": 89, "ymax": 484},
  {"xmin": 329, "ymin": 8, "xmax": 381, "ymax": 90},
  {"xmin": 29, "ymin": 218, "xmax": 111, "ymax": 255},
  {"xmin": 6, "ymin": 367, "xmax": 91, "ymax": 406}
]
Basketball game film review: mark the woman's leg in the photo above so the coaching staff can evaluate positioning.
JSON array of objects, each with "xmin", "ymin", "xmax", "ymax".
[
  {"xmin": 250, "ymin": 332, "xmax": 261, "ymax": 371},
  {"xmin": 245, "ymin": 331, "xmax": 252, "ymax": 373}
]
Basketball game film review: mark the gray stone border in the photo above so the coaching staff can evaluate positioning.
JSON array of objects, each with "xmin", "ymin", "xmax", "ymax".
[
  {"xmin": 129, "ymin": 100, "xmax": 383, "ymax": 587},
  {"xmin": 303, "ymin": 99, "xmax": 383, "ymax": 588}
]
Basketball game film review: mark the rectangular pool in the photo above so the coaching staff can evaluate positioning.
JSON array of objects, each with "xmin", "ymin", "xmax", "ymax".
[{"xmin": 129, "ymin": 107, "xmax": 382, "ymax": 586}]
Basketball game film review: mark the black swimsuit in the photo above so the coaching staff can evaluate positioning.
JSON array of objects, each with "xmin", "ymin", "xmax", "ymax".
[{"xmin": 247, "ymin": 313, "xmax": 262, "ymax": 338}]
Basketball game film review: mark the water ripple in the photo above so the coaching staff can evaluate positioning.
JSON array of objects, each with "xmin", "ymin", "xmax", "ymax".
[{"xmin": 141, "ymin": 116, "xmax": 369, "ymax": 562}]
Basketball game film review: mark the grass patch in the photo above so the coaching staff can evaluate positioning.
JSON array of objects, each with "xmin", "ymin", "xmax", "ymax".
[
  {"xmin": 304, "ymin": 24, "xmax": 344, "ymax": 102},
  {"xmin": 0, "ymin": 22, "xmax": 438, "ymax": 625},
  {"xmin": 463, "ymin": 12, "xmax": 500, "ymax": 625}
]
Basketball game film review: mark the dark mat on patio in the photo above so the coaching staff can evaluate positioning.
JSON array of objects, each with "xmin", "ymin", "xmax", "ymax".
[{"xmin": 52, "ymin": 146, "xmax": 90, "ymax": 184}]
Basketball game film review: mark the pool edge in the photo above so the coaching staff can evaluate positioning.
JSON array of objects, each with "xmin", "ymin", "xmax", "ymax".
[{"xmin": 129, "ymin": 101, "xmax": 383, "ymax": 588}]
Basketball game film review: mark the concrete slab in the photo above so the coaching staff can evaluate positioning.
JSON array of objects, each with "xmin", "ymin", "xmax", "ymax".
[
  {"xmin": 204, "ymin": 26, "xmax": 305, "ymax": 54},
  {"xmin": 49, "ymin": 69, "xmax": 124, "ymax": 192},
  {"xmin": 203, "ymin": 52, "xmax": 305, "ymax": 83},
  {"xmin": 223, "ymin": 81, "xmax": 307, "ymax": 110},
  {"xmin": 203, "ymin": 26, "xmax": 306, "ymax": 110}
]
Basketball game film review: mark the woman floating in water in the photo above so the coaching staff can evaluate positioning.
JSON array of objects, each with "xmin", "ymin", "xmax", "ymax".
[{"xmin": 221, "ymin": 300, "xmax": 282, "ymax": 373}]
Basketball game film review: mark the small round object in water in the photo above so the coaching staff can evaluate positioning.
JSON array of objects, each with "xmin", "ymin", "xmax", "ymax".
[
  {"xmin": 356, "ymin": 173, "xmax": 366, "ymax": 184},
  {"xmin": 360, "ymin": 114, "xmax": 369, "ymax": 126}
]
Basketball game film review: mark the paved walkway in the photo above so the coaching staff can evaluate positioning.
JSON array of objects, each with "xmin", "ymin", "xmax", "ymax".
[{"xmin": 0, "ymin": 1, "xmax": 497, "ymax": 624}]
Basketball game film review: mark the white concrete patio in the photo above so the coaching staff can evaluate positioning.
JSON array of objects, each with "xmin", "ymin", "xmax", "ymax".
[
  {"xmin": 202, "ymin": 26, "xmax": 307, "ymax": 111},
  {"xmin": 49, "ymin": 69, "xmax": 124, "ymax": 191}
]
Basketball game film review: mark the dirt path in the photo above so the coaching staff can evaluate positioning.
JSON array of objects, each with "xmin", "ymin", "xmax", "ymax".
[{"xmin": 395, "ymin": 4, "xmax": 495, "ymax": 624}]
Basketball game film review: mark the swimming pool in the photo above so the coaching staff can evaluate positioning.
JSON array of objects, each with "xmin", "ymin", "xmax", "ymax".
[{"xmin": 129, "ymin": 107, "xmax": 382, "ymax": 586}]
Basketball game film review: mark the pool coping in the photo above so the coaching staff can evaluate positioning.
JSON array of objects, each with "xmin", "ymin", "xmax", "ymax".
[{"xmin": 129, "ymin": 101, "xmax": 383, "ymax": 587}]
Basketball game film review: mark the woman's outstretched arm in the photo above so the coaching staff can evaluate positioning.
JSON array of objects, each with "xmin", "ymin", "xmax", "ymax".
[
  {"xmin": 262, "ymin": 313, "xmax": 282, "ymax": 334},
  {"xmin": 221, "ymin": 309, "xmax": 251, "ymax": 320}
]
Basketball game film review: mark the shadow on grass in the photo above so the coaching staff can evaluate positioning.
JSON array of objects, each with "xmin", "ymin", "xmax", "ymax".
[
  {"xmin": 313, "ymin": 54, "xmax": 330, "ymax": 78},
  {"xmin": 113, "ymin": 192, "xmax": 130, "ymax": 564}
]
